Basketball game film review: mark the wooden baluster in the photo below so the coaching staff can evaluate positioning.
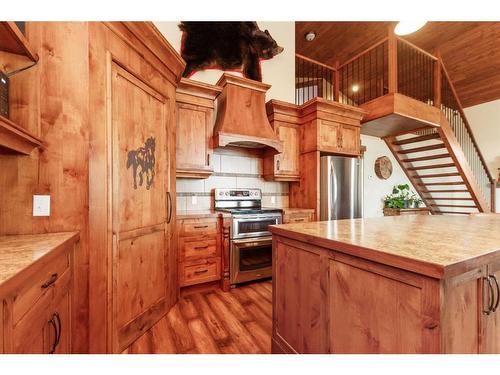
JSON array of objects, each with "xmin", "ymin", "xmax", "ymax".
[{"xmin": 334, "ymin": 61, "xmax": 339, "ymax": 102}]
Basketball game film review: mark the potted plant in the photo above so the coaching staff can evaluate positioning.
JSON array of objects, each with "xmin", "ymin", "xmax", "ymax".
[{"xmin": 383, "ymin": 184, "xmax": 421, "ymax": 210}]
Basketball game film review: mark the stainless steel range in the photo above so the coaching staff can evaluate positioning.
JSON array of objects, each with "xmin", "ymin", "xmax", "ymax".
[{"xmin": 214, "ymin": 188, "xmax": 282, "ymax": 285}]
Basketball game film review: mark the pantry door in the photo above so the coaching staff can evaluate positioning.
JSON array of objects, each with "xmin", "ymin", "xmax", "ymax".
[{"xmin": 110, "ymin": 62, "xmax": 172, "ymax": 352}]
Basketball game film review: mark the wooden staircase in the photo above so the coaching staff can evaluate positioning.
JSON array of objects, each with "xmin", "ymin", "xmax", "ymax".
[
  {"xmin": 385, "ymin": 116, "xmax": 490, "ymax": 214},
  {"xmin": 295, "ymin": 30, "xmax": 496, "ymax": 214}
]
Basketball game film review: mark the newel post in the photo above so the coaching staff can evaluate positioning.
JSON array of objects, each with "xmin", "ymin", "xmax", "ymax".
[
  {"xmin": 387, "ymin": 25, "xmax": 398, "ymax": 93},
  {"xmin": 434, "ymin": 50, "xmax": 442, "ymax": 108}
]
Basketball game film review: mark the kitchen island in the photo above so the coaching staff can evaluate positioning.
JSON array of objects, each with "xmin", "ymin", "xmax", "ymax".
[{"xmin": 269, "ymin": 215, "xmax": 500, "ymax": 354}]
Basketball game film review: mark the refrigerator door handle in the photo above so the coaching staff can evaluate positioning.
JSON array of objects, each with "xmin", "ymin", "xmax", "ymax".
[{"xmin": 331, "ymin": 159, "xmax": 337, "ymax": 220}]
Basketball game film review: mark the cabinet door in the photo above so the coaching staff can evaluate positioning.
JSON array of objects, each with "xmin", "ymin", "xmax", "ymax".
[
  {"xmin": 176, "ymin": 103, "xmax": 212, "ymax": 177},
  {"xmin": 482, "ymin": 261, "xmax": 500, "ymax": 353},
  {"xmin": 329, "ymin": 255, "xmax": 439, "ymax": 353},
  {"xmin": 111, "ymin": 62, "xmax": 172, "ymax": 352},
  {"xmin": 275, "ymin": 125, "xmax": 300, "ymax": 178},
  {"xmin": 50, "ymin": 287, "xmax": 71, "ymax": 354},
  {"xmin": 339, "ymin": 124, "xmax": 360, "ymax": 155},
  {"xmin": 318, "ymin": 120, "xmax": 341, "ymax": 152}
]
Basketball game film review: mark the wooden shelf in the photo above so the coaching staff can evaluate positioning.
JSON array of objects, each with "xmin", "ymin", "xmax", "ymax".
[
  {"xmin": 0, "ymin": 22, "xmax": 38, "ymax": 62},
  {"xmin": 0, "ymin": 115, "xmax": 42, "ymax": 155}
]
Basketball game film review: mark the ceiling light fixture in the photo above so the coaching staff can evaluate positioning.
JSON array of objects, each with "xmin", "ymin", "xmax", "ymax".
[
  {"xmin": 394, "ymin": 21, "xmax": 427, "ymax": 36},
  {"xmin": 305, "ymin": 31, "xmax": 316, "ymax": 42},
  {"xmin": 352, "ymin": 84, "xmax": 359, "ymax": 93}
]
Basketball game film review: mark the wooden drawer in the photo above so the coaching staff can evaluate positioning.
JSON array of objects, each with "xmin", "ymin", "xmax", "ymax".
[
  {"xmin": 283, "ymin": 212, "xmax": 314, "ymax": 224},
  {"xmin": 180, "ymin": 237, "xmax": 218, "ymax": 261},
  {"xmin": 12, "ymin": 251, "xmax": 69, "ymax": 325},
  {"xmin": 179, "ymin": 218, "xmax": 218, "ymax": 237},
  {"xmin": 180, "ymin": 258, "xmax": 221, "ymax": 287},
  {"xmin": 10, "ymin": 268, "xmax": 71, "ymax": 354}
]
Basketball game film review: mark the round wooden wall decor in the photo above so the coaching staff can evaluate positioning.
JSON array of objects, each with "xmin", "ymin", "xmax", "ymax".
[{"xmin": 375, "ymin": 156, "xmax": 392, "ymax": 180}]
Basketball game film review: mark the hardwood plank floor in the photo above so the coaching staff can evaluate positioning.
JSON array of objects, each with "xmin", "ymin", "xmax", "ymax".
[{"xmin": 123, "ymin": 280, "xmax": 272, "ymax": 354}]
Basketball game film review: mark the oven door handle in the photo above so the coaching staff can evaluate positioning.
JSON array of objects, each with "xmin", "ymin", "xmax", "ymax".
[
  {"xmin": 233, "ymin": 217, "xmax": 280, "ymax": 223},
  {"xmin": 232, "ymin": 237, "xmax": 272, "ymax": 247}
]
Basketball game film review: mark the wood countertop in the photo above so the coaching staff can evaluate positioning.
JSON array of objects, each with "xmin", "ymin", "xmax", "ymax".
[
  {"xmin": 0, "ymin": 232, "xmax": 79, "ymax": 293},
  {"xmin": 270, "ymin": 215, "xmax": 500, "ymax": 279},
  {"xmin": 176, "ymin": 210, "xmax": 231, "ymax": 219}
]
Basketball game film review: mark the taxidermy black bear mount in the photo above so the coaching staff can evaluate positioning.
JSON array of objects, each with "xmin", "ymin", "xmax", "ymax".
[{"xmin": 179, "ymin": 22, "xmax": 284, "ymax": 82}]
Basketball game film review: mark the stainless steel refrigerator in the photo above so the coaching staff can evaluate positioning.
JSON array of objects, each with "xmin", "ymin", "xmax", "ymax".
[{"xmin": 320, "ymin": 155, "xmax": 363, "ymax": 220}]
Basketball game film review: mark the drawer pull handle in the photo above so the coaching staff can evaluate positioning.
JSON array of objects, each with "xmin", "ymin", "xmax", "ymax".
[
  {"xmin": 194, "ymin": 245, "xmax": 209, "ymax": 250},
  {"xmin": 193, "ymin": 225, "xmax": 209, "ymax": 229},
  {"xmin": 294, "ymin": 218, "xmax": 305, "ymax": 222},
  {"xmin": 47, "ymin": 312, "xmax": 61, "ymax": 354},
  {"xmin": 41, "ymin": 273, "xmax": 58, "ymax": 289},
  {"xmin": 194, "ymin": 269, "xmax": 209, "ymax": 275}
]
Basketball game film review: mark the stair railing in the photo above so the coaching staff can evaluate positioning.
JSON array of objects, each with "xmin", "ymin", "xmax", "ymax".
[{"xmin": 438, "ymin": 61, "xmax": 495, "ymax": 211}]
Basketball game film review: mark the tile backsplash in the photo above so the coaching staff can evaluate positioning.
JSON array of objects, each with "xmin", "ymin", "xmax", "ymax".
[{"xmin": 176, "ymin": 149, "xmax": 289, "ymax": 211}]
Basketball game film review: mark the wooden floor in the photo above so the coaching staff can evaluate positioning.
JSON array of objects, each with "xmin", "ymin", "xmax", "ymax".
[{"xmin": 123, "ymin": 280, "xmax": 272, "ymax": 354}]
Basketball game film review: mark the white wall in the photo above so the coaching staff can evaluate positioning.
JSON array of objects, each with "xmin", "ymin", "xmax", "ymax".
[
  {"xmin": 154, "ymin": 22, "xmax": 295, "ymax": 102},
  {"xmin": 464, "ymin": 99, "xmax": 500, "ymax": 178},
  {"xmin": 361, "ymin": 135, "xmax": 418, "ymax": 218}
]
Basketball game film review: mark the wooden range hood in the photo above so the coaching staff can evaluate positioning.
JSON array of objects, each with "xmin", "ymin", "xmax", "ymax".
[{"xmin": 213, "ymin": 73, "xmax": 283, "ymax": 154}]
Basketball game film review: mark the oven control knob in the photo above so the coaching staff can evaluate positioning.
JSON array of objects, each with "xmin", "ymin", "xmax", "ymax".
[{"xmin": 225, "ymin": 191, "xmax": 229, "ymax": 196}]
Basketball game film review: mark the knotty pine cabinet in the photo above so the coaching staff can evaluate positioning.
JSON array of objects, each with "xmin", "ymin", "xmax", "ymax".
[
  {"xmin": 176, "ymin": 79, "xmax": 221, "ymax": 178},
  {"xmin": 263, "ymin": 100, "xmax": 301, "ymax": 182},
  {"xmin": 178, "ymin": 217, "xmax": 222, "ymax": 287},
  {"xmin": 88, "ymin": 22, "xmax": 185, "ymax": 353},
  {"xmin": 2, "ymin": 234, "xmax": 77, "ymax": 354},
  {"xmin": 272, "ymin": 234, "xmax": 500, "ymax": 354}
]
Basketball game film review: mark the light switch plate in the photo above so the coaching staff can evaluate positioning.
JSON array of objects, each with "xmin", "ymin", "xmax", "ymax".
[
  {"xmin": 33, "ymin": 195, "xmax": 50, "ymax": 216},
  {"xmin": 191, "ymin": 196, "xmax": 198, "ymax": 205},
  {"xmin": 271, "ymin": 196, "xmax": 276, "ymax": 204}
]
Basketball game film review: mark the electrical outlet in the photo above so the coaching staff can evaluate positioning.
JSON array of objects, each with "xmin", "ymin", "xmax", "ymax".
[
  {"xmin": 271, "ymin": 196, "xmax": 276, "ymax": 204},
  {"xmin": 191, "ymin": 196, "xmax": 198, "ymax": 205},
  {"xmin": 33, "ymin": 195, "xmax": 50, "ymax": 216}
]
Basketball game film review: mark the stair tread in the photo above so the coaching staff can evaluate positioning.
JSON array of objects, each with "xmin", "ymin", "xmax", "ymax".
[
  {"xmin": 408, "ymin": 163, "xmax": 456, "ymax": 171},
  {"xmin": 397, "ymin": 143, "xmax": 445, "ymax": 154},
  {"xmin": 418, "ymin": 172, "xmax": 461, "ymax": 178},
  {"xmin": 418, "ymin": 181, "xmax": 465, "ymax": 186},
  {"xmin": 421, "ymin": 189, "xmax": 469, "ymax": 193},
  {"xmin": 423, "ymin": 197, "xmax": 474, "ymax": 201},
  {"xmin": 392, "ymin": 133, "xmax": 440, "ymax": 145},
  {"xmin": 402, "ymin": 154, "xmax": 450, "ymax": 163},
  {"xmin": 436, "ymin": 211, "xmax": 474, "ymax": 215},
  {"xmin": 430, "ymin": 204, "xmax": 477, "ymax": 208}
]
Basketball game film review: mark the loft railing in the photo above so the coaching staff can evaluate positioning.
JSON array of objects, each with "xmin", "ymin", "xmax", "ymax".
[
  {"xmin": 295, "ymin": 54, "xmax": 336, "ymax": 105},
  {"xmin": 338, "ymin": 39, "xmax": 389, "ymax": 106},
  {"xmin": 397, "ymin": 38, "xmax": 436, "ymax": 104},
  {"xmin": 294, "ymin": 31, "xmax": 495, "ymax": 211}
]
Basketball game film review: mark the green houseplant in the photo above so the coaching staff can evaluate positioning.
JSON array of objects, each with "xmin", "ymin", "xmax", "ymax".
[{"xmin": 384, "ymin": 184, "xmax": 422, "ymax": 209}]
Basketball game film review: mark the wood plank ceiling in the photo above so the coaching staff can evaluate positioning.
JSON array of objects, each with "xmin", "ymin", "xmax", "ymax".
[{"xmin": 296, "ymin": 22, "xmax": 500, "ymax": 107}]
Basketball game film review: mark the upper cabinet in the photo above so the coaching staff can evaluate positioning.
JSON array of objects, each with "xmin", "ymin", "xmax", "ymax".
[
  {"xmin": 0, "ymin": 22, "xmax": 41, "ymax": 155},
  {"xmin": 263, "ymin": 100, "xmax": 301, "ymax": 182},
  {"xmin": 301, "ymin": 98, "xmax": 366, "ymax": 156},
  {"xmin": 176, "ymin": 78, "xmax": 221, "ymax": 179}
]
